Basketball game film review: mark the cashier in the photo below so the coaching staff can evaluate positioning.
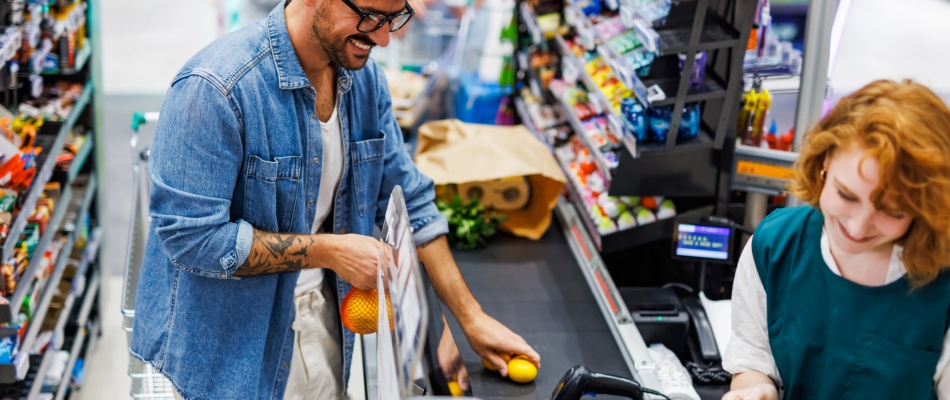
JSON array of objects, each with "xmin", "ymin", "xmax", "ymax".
[{"xmin": 722, "ymin": 80, "xmax": 950, "ymax": 400}]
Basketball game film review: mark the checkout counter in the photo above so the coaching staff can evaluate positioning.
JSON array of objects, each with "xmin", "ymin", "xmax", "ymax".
[{"xmin": 363, "ymin": 196, "xmax": 736, "ymax": 400}]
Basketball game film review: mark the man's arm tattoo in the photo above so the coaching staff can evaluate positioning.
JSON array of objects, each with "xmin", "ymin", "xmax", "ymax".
[{"xmin": 234, "ymin": 230, "xmax": 318, "ymax": 277}]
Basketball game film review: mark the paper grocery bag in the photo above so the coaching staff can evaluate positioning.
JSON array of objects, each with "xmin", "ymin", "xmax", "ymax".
[{"xmin": 414, "ymin": 119, "xmax": 566, "ymax": 240}]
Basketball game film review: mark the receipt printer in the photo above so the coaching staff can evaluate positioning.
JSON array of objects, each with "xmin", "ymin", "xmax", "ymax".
[{"xmin": 619, "ymin": 287, "xmax": 690, "ymax": 360}]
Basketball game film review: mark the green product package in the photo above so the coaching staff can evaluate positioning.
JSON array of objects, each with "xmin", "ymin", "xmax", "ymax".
[
  {"xmin": 608, "ymin": 30, "xmax": 643, "ymax": 55},
  {"xmin": 0, "ymin": 195, "xmax": 15, "ymax": 213}
]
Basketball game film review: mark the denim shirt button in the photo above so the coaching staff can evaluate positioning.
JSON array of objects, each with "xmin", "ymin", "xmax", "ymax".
[
  {"xmin": 309, "ymin": 200, "xmax": 315, "ymax": 206},
  {"xmin": 346, "ymin": 344, "xmax": 353, "ymax": 349},
  {"xmin": 283, "ymin": 363, "xmax": 289, "ymax": 369},
  {"xmin": 312, "ymin": 157, "xmax": 319, "ymax": 164},
  {"xmin": 220, "ymin": 274, "xmax": 226, "ymax": 278},
  {"xmin": 339, "ymin": 229, "xmax": 346, "ymax": 234}
]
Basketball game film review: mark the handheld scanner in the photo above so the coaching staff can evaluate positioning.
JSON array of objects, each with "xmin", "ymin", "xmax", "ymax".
[{"xmin": 551, "ymin": 366, "xmax": 645, "ymax": 400}]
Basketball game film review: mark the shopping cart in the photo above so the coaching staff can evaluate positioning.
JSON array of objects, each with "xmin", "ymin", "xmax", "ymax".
[{"xmin": 121, "ymin": 111, "xmax": 176, "ymax": 399}]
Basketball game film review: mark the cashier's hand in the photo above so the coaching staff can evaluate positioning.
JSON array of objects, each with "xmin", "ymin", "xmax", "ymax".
[
  {"xmin": 326, "ymin": 234, "xmax": 386, "ymax": 290},
  {"xmin": 722, "ymin": 384, "xmax": 779, "ymax": 400},
  {"xmin": 461, "ymin": 312, "xmax": 540, "ymax": 377}
]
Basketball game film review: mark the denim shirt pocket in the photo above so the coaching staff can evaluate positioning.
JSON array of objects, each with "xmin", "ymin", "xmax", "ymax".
[
  {"xmin": 350, "ymin": 132, "xmax": 386, "ymax": 217},
  {"xmin": 245, "ymin": 155, "xmax": 301, "ymax": 232}
]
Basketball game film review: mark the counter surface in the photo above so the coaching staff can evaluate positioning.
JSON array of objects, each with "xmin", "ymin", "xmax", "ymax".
[{"xmin": 446, "ymin": 219, "xmax": 633, "ymax": 399}]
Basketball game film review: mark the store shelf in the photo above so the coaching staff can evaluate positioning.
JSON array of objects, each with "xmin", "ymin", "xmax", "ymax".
[
  {"xmin": 642, "ymin": 69, "xmax": 728, "ymax": 106},
  {"xmin": 656, "ymin": 10, "xmax": 741, "ymax": 55},
  {"xmin": 0, "ymin": 83, "xmax": 93, "ymax": 278},
  {"xmin": 46, "ymin": 271, "xmax": 98, "ymax": 400},
  {"xmin": 25, "ymin": 267, "xmax": 97, "ymax": 400},
  {"xmin": 610, "ymin": 132, "xmax": 721, "ymax": 197},
  {"xmin": 519, "ymin": 1, "xmax": 544, "ymax": 45},
  {"xmin": 553, "ymin": 89, "xmax": 614, "ymax": 180},
  {"xmin": 635, "ymin": 121, "xmax": 715, "ymax": 155},
  {"xmin": 67, "ymin": 135, "xmax": 94, "ymax": 183},
  {"xmin": 513, "ymin": 97, "xmax": 552, "ymax": 150},
  {"xmin": 516, "ymin": 50, "xmax": 545, "ymax": 100},
  {"xmin": 2, "ymin": 175, "xmax": 97, "ymax": 383},
  {"xmin": 561, "ymin": 165, "xmax": 714, "ymax": 252},
  {"xmin": 40, "ymin": 42, "xmax": 92, "ymax": 76},
  {"xmin": 9, "ymin": 186, "xmax": 73, "ymax": 318}
]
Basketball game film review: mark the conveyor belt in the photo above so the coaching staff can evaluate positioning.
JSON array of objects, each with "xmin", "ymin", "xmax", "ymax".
[{"xmin": 444, "ymin": 217, "xmax": 634, "ymax": 399}]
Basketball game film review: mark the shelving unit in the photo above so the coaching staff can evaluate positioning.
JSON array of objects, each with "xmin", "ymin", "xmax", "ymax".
[
  {"xmin": 0, "ymin": 0, "xmax": 103, "ymax": 397},
  {"xmin": 514, "ymin": 0, "xmax": 757, "ymax": 254}
]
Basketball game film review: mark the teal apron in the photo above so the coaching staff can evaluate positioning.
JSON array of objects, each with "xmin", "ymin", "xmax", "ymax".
[{"xmin": 751, "ymin": 207, "xmax": 950, "ymax": 399}]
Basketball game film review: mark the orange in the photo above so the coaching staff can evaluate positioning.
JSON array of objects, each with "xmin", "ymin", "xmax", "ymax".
[{"xmin": 340, "ymin": 288, "xmax": 393, "ymax": 334}]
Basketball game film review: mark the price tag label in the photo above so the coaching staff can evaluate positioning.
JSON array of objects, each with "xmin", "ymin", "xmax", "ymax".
[
  {"xmin": 579, "ymin": 27, "xmax": 596, "ymax": 50},
  {"xmin": 607, "ymin": 113, "xmax": 624, "ymax": 137},
  {"xmin": 562, "ymin": 59, "xmax": 579, "ymax": 84},
  {"xmin": 564, "ymin": 7, "xmax": 577, "ymax": 29},
  {"xmin": 620, "ymin": 5, "xmax": 636, "ymax": 28},
  {"xmin": 589, "ymin": 93, "xmax": 605, "ymax": 114},
  {"xmin": 529, "ymin": 78, "xmax": 543, "ymax": 99}
]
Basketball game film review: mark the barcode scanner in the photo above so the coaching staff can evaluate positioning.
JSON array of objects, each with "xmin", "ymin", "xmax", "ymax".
[{"xmin": 552, "ymin": 366, "xmax": 670, "ymax": 400}]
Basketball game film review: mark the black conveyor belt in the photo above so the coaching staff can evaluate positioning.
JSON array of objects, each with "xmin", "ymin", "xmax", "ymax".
[{"xmin": 445, "ymin": 218, "xmax": 633, "ymax": 399}]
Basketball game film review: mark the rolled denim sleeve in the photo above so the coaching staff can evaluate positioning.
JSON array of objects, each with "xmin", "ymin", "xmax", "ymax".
[
  {"xmin": 148, "ymin": 74, "xmax": 250, "ymax": 279},
  {"xmin": 372, "ymin": 63, "xmax": 449, "ymax": 245}
]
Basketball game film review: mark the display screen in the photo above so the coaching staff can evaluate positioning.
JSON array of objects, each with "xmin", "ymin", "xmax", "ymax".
[{"xmin": 674, "ymin": 223, "xmax": 732, "ymax": 261}]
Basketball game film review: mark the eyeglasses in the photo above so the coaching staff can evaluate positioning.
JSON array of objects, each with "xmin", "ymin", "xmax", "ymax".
[{"xmin": 341, "ymin": 0, "xmax": 414, "ymax": 33}]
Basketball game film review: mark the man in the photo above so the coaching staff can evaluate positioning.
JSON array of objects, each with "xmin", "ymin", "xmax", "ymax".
[{"xmin": 129, "ymin": 0, "xmax": 540, "ymax": 398}]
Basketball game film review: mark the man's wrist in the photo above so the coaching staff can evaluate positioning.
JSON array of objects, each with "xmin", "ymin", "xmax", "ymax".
[{"xmin": 453, "ymin": 300, "xmax": 484, "ymax": 326}]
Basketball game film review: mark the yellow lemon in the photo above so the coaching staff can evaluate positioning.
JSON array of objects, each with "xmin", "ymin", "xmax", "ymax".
[
  {"xmin": 340, "ymin": 288, "xmax": 393, "ymax": 334},
  {"xmin": 507, "ymin": 358, "xmax": 537, "ymax": 383},
  {"xmin": 447, "ymin": 381, "xmax": 463, "ymax": 397}
]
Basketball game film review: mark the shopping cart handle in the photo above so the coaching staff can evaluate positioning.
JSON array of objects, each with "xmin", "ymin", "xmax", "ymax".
[{"xmin": 131, "ymin": 111, "xmax": 161, "ymax": 132}]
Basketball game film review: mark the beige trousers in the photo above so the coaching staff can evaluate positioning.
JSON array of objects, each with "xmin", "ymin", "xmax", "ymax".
[{"xmin": 174, "ymin": 280, "xmax": 343, "ymax": 400}]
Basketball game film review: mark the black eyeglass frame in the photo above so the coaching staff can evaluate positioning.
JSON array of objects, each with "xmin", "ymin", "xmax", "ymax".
[{"xmin": 340, "ymin": 0, "xmax": 415, "ymax": 33}]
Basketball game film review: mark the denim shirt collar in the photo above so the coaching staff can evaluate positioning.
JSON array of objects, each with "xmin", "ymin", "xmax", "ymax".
[{"xmin": 267, "ymin": 2, "xmax": 353, "ymax": 93}]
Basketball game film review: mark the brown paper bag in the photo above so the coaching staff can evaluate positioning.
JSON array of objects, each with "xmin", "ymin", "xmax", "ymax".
[{"xmin": 414, "ymin": 119, "xmax": 566, "ymax": 240}]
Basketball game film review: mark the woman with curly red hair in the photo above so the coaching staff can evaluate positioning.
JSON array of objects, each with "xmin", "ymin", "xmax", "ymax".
[{"xmin": 722, "ymin": 80, "xmax": 950, "ymax": 400}]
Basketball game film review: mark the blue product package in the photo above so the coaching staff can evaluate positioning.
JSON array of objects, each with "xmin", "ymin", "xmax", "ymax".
[
  {"xmin": 0, "ymin": 336, "xmax": 14, "ymax": 364},
  {"xmin": 648, "ymin": 106, "xmax": 671, "ymax": 142},
  {"xmin": 678, "ymin": 103, "xmax": 700, "ymax": 140},
  {"xmin": 623, "ymin": 100, "xmax": 648, "ymax": 142},
  {"xmin": 577, "ymin": 0, "xmax": 601, "ymax": 16}
]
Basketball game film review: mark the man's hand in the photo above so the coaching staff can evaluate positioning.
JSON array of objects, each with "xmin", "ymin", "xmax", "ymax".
[
  {"xmin": 324, "ymin": 234, "xmax": 382, "ymax": 290},
  {"xmin": 459, "ymin": 312, "xmax": 540, "ymax": 377},
  {"xmin": 722, "ymin": 383, "xmax": 779, "ymax": 400}
]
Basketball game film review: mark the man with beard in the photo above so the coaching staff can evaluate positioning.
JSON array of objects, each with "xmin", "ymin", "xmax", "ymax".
[{"xmin": 129, "ymin": 0, "xmax": 540, "ymax": 399}]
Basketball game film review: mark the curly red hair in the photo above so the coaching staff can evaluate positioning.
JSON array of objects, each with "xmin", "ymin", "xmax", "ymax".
[{"xmin": 789, "ymin": 79, "xmax": 950, "ymax": 286}]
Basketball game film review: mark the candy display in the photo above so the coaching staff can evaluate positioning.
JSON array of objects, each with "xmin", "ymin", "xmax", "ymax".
[{"xmin": 555, "ymin": 134, "xmax": 677, "ymax": 236}]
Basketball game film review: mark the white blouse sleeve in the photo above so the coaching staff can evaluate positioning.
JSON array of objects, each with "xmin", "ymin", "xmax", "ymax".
[
  {"xmin": 935, "ymin": 329, "xmax": 950, "ymax": 398},
  {"xmin": 722, "ymin": 236, "xmax": 783, "ymax": 388}
]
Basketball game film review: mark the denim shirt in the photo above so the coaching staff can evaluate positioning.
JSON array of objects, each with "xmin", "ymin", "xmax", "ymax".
[{"xmin": 129, "ymin": 4, "xmax": 448, "ymax": 399}]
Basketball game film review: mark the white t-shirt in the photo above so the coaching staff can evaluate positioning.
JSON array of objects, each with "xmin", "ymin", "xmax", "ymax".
[
  {"xmin": 295, "ymin": 94, "xmax": 344, "ymax": 296},
  {"xmin": 723, "ymin": 230, "xmax": 950, "ymax": 396}
]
